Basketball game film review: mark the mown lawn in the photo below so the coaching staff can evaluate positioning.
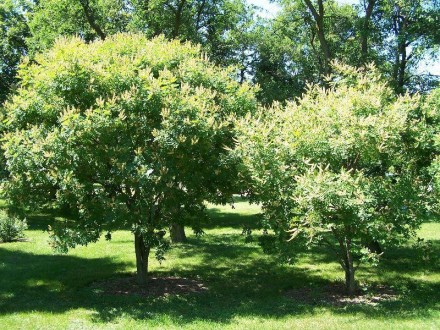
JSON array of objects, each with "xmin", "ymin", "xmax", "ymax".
[{"xmin": 0, "ymin": 198, "xmax": 439, "ymax": 329}]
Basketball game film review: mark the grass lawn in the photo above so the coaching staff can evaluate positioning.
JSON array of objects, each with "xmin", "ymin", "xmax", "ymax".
[{"xmin": 0, "ymin": 198, "xmax": 439, "ymax": 329}]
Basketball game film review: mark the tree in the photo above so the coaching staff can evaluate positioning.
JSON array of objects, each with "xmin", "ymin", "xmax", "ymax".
[
  {"xmin": 236, "ymin": 65, "xmax": 435, "ymax": 295},
  {"xmin": 253, "ymin": 0, "xmax": 358, "ymax": 104},
  {"xmin": 129, "ymin": 0, "xmax": 255, "ymax": 66},
  {"xmin": 0, "ymin": 0, "xmax": 31, "ymax": 105},
  {"xmin": 27, "ymin": 0, "xmax": 130, "ymax": 53},
  {"xmin": 2, "ymin": 34, "xmax": 257, "ymax": 285},
  {"xmin": 252, "ymin": 0, "xmax": 439, "ymax": 104},
  {"xmin": 129, "ymin": 0, "xmax": 256, "ymax": 241},
  {"xmin": 380, "ymin": 0, "xmax": 440, "ymax": 94},
  {"xmin": 27, "ymin": 0, "xmax": 256, "ymax": 69},
  {"xmin": 26, "ymin": 0, "xmax": 256, "ymax": 242},
  {"xmin": 358, "ymin": 0, "xmax": 378, "ymax": 64}
]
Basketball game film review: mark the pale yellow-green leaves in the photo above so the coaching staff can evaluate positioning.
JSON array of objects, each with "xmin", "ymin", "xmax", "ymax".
[
  {"xmin": 236, "ymin": 66, "xmax": 434, "ymax": 288},
  {"xmin": 3, "ymin": 33, "xmax": 258, "ymax": 254}
]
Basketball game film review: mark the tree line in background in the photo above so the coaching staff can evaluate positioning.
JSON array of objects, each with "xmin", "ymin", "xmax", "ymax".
[
  {"xmin": 0, "ymin": 0, "xmax": 439, "ymax": 295},
  {"xmin": 1, "ymin": 0, "xmax": 439, "ymax": 106}
]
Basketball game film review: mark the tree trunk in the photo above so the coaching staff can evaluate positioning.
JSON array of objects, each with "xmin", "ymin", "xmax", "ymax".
[
  {"xmin": 397, "ymin": 42, "xmax": 407, "ymax": 94},
  {"xmin": 172, "ymin": 0, "xmax": 186, "ymax": 38},
  {"xmin": 79, "ymin": 0, "xmax": 106, "ymax": 40},
  {"xmin": 344, "ymin": 238, "xmax": 356, "ymax": 296},
  {"xmin": 367, "ymin": 240, "xmax": 382, "ymax": 254},
  {"xmin": 303, "ymin": 0, "xmax": 332, "ymax": 77},
  {"xmin": 134, "ymin": 232, "xmax": 150, "ymax": 285},
  {"xmin": 360, "ymin": 0, "xmax": 376, "ymax": 64},
  {"xmin": 170, "ymin": 223, "xmax": 187, "ymax": 243},
  {"xmin": 391, "ymin": 5, "xmax": 408, "ymax": 95},
  {"xmin": 345, "ymin": 264, "xmax": 356, "ymax": 296}
]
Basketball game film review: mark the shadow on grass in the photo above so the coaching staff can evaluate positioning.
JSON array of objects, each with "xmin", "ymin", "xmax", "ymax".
[
  {"xmin": 205, "ymin": 207, "xmax": 261, "ymax": 230},
  {"xmin": 378, "ymin": 240, "xmax": 440, "ymax": 275},
  {"xmin": 0, "ymin": 248, "xmax": 131, "ymax": 314},
  {"xmin": 0, "ymin": 198, "xmax": 438, "ymax": 324},
  {"xmin": 94, "ymin": 234, "xmax": 440, "ymax": 323},
  {"xmin": 1, "ymin": 233, "xmax": 439, "ymax": 325},
  {"xmin": 25, "ymin": 213, "xmax": 58, "ymax": 231}
]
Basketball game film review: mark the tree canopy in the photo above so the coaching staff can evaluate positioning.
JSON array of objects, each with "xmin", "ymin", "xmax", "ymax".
[
  {"xmin": 1, "ymin": 0, "xmax": 438, "ymax": 107},
  {"xmin": 2, "ymin": 33, "xmax": 257, "ymax": 284},
  {"xmin": 236, "ymin": 65, "xmax": 437, "ymax": 294}
]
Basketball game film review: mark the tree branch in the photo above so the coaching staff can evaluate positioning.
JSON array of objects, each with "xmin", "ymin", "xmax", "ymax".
[{"xmin": 79, "ymin": 0, "xmax": 106, "ymax": 40}]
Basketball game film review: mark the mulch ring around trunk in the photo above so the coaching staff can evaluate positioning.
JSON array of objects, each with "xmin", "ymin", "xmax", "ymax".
[
  {"xmin": 91, "ymin": 275, "xmax": 208, "ymax": 298},
  {"xmin": 284, "ymin": 283, "xmax": 398, "ymax": 306},
  {"xmin": 0, "ymin": 238, "xmax": 30, "ymax": 244}
]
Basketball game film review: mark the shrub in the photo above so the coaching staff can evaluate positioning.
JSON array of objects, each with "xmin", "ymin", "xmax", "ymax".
[{"xmin": 0, "ymin": 210, "xmax": 27, "ymax": 242}]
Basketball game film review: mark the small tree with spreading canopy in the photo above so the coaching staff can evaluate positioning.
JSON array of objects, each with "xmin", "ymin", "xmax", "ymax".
[
  {"xmin": 236, "ymin": 65, "xmax": 436, "ymax": 295},
  {"xmin": 2, "ymin": 34, "xmax": 257, "ymax": 284}
]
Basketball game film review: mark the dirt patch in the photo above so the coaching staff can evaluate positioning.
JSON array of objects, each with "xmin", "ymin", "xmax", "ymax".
[
  {"xmin": 0, "ymin": 238, "xmax": 30, "ymax": 244},
  {"xmin": 284, "ymin": 283, "xmax": 398, "ymax": 306},
  {"xmin": 92, "ymin": 275, "xmax": 208, "ymax": 298}
]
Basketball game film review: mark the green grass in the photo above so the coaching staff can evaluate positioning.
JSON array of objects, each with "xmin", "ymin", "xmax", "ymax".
[{"xmin": 0, "ymin": 198, "xmax": 439, "ymax": 329}]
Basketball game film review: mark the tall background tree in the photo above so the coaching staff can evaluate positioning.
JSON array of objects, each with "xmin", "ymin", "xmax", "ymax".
[
  {"xmin": 378, "ymin": 0, "xmax": 440, "ymax": 94},
  {"xmin": 27, "ymin": 0, "xmax": 130, "ymax": 52},
  {"xmin": 252, "ymin": 0, "xmax": 358, "ymax": 103},
  {"xmin": 251, "ymin": 0, "xmax": 439, "ymax": 103},
  {"xmin": 0, "ymin": 0, "xmax": 31, "ymax": 105},
  {"xmin": 3, "ymin": 0, "xmax": 438, "ymax": 106}
]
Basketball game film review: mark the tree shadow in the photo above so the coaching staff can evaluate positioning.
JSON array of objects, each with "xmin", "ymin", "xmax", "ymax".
[
  {"xmin": 205, "ymin": 208, "xmax": 261, "ymax": 230},
  {"xmin": 0, "ymin": 248, "xmax": 131, "ymax": 315},
  {"xmin": 93, "ymin": 234, "xmax": 440, "ymax": 323},
  {"xmin": 25, "ymin": 213, "xmax": 58, "ymax": 231},
  {"xmin": 0, "ymin": 234, "xmax": 439, "ymax": 325},
  {"xmin": 378, "ymin": 239, "xmax": 440, "ymax": 275}
]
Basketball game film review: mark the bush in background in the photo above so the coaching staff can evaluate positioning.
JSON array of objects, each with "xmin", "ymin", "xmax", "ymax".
[{"xmin": 0, "ymin": 210, "xmax": 27, "ymax": 242}]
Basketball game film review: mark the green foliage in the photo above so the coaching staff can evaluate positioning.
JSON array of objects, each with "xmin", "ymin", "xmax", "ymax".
[
  {"xmin": 0, "ymin": 209, "xmax": 27, "ymax": 242},
  {"xmin": 237, "ymin": 64, "xmax": 437, "ymax": 293},
  {"xmin": 428, "ymin": 87, "xmax": 440, "ymax": 206},
  {"xmin": 27, "ymin": 0, "xmax": 256, "ymax": 72},
  {"xmin": 251, "ymin": 0, "xmax": 439, "ymax": 103},
  {"xmin": 27, "ymin": 0, "xmax": 129, "ymax": 52},
  {"xmin": 377, "ymin": 0, "xmax": 440, "ymax": 93},
  {"xmin": 254, "ymin": 0, "xmax": 359, "ymax": 104},
  {"xmin": 0, "ymin": 0, "xmax": 30, "ymax": 105},
  {"xmin": 2, "ymin": 34, "xmax": 257, "ymax": 270}
]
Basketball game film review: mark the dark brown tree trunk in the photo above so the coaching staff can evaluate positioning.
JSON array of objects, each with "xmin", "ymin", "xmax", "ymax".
[
  {"xmin": 303, "ymin": 0, "xmax": 332, "ymax": 76},
  {"xmin": 397, "ymin": 41, "xmax": 407, "ymax": 94},
  {"xmin": 170, "ymin": 223, "xmax": 187, "ymax": 243},
  {"xmin": 344, "ymin": 238, "xmax": 356, "ymax": 296},
  {"xmin": 391, "ymin": 5, "xmax": 408, "ymax": 95},
  {"xmin": 79, "ymin": 0, "xmax": 106, "ymax": 40},
  {"xmin": 360, "ymin": 0, "xmax": 376, "ymax": 64},
  {"xmin": 367, "ymin": 240, "xmax": 382, "ymax": 254},
  {"xmin": 345, "ymin": 263, "xmax": 356, "ymax": 296},
  {"xmin": 134, "ymin": 232, "xmax": 150, "ymax": 285},
  {"xmin": 172, "ymin": 0, "xmax": 186, "ymax": 38}
]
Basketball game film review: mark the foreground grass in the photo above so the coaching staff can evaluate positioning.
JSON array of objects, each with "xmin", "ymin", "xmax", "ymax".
[{"xmin": 0, "ymin": 199, "xmax": 439, "ymax": 329}]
